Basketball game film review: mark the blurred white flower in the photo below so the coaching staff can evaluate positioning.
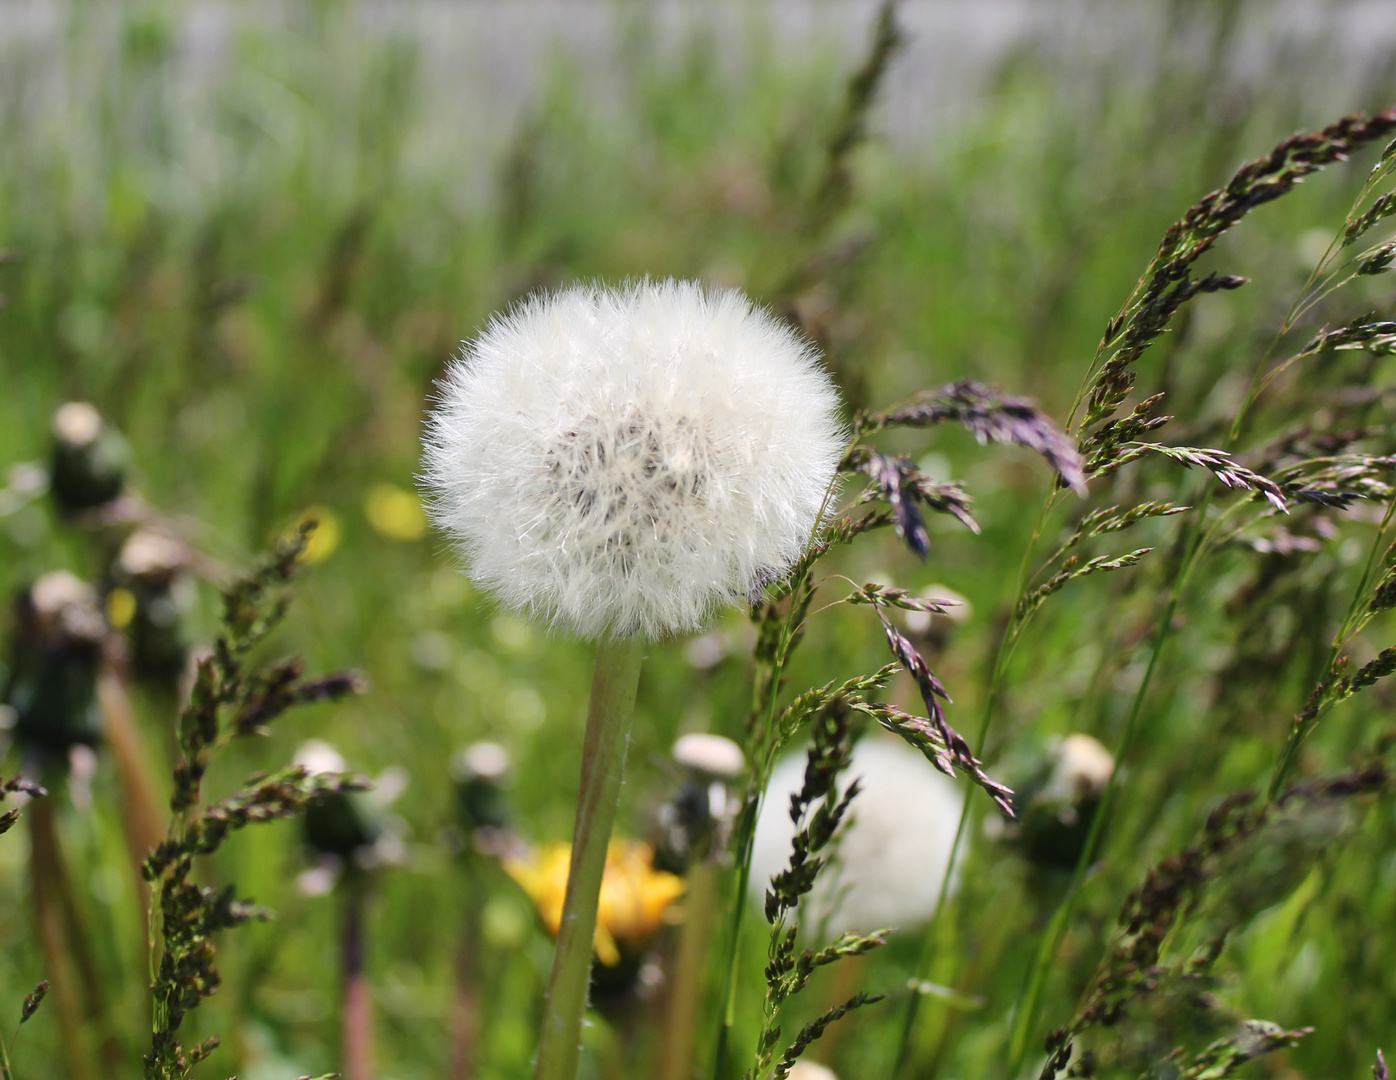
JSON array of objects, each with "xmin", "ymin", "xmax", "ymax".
[
  {"xmin": 423, "ymin": 280, "xmax": 844, "ymax": 639},
  {"xmin": 1039, "ymin": 733, "xmax": 1114, "ymax": 805},
  {"xmin": 750, "ymin": 736, "xmax": 963, "ymax": 936},
  {"xmin": 294, "ymin": 739, "xmax": 347, "ymax": 777},
  {"xmin": 672, "ymin": 733, "xmax": 745, "ymax": 779}
]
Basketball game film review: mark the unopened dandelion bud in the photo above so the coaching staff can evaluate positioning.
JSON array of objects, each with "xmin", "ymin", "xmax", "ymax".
[
  {"xmin": 9, "ymin": 571, "xmax": 105, "ymax": 756},
  {"xmin": 49, "ymin": 401, "xmax": 129, "ymax": 515},
  {"xmin": 672, "ymin": 733, "xmax": 744, "ymax": 779},
  {"xmin": 657, "ymin": 734, "xmax": 745, "ymax": 872},
  {"xmin": 453, "ymin": 741, "xmax": 513, "ymax": 833},
  {"xmin": 296, "ymin": 741, "xmax": 380, "ymax": 862},
  {"xmin": 1013, "ymin": 733, "xmax": 1116, "ymax": 870},
  {"xmin": 114, "ymin": 529, "xmax": 196, "ymax": 685},
  {"xmin": 788, "ymin": 1060, "xmax": 839, "ymax": 1080},
  {"xmin": 423, "ymin": 280, "xmax": 845, "ymax": 640}
]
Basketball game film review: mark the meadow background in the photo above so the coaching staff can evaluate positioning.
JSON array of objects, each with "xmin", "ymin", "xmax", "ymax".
[{"xmin": 4, "ymin": 1, "xmax": 1396, "ymax": 1078}]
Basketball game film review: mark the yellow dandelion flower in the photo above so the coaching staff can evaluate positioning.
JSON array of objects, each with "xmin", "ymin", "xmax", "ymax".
[
  {"xmin": 286, "ymin": 507, "xmax": 340, "ymax": 564},
  {"xmin": 364, "ymin": 482, "xmax": 427, "ymax": 541},
  {"xmin": 106, "ymin": 587, "xmax": 137, "ymax": 630},
  {"xmin": 505, "ymin": 840, "xmax": 685, "ymax": 967}
]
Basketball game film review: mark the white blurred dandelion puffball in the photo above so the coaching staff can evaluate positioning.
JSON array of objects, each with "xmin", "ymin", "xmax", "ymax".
[
  {"xmin": 423, "ymin": 280, "xmax": 844, "ymax": 639},
  {"xmin": 750, "ymin": 736, "xmax": 965, "ymax": 936}
]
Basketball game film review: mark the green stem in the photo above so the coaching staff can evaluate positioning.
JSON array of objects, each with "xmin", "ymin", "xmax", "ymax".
[
  {"xmin": 342, "ymin": 875, "xmax": 373, "ymax": 1080},
  {"xmin": 533, "ymin": 634, "xmax": 644, "ymax": 1080},
  {"xmin": 711, "ymin": 796, "xmax": 757, "ymax": 1080},
  {"xmin": 1004, "ymin": 490, "xmax": 1212, "ymax": 1076},
  {"xmin": 713, "ymin": 562, "xmax": 816, "ymax": 1080},
  {"xmin": 1270, "ymin": 492, "xmax": 1396, "ymax": 797},
  {"xmin": 893, "ymin": 490, "xmax": 1059, "ymax": 1078},
  {"xmin": 657, "ymin": 860, "xmax": 720, "ymax": 1080},
  {"xmin": 993, "ymin": 140, "xmax": 1393, "ymax": 1080}
]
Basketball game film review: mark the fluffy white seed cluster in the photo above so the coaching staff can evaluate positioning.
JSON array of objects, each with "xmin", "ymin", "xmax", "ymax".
[
  {"xmin": 750, "ymin": 736, "xmax": 964, "ymax": 936},
  {"xmin": 423, "ymin": 280, "xmax": 844, "ymax": 639}
]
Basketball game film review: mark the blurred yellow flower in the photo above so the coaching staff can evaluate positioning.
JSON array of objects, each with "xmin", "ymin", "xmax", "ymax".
[
  {"xmin": 364, "ymin": 482, "xmax": 427, "ymax": 541},
  {"xmin": 106, "ymin": 586, "xmax": 137, "ymax": 630},
  {"xmin": 504, "ymin": 840, "xmax": 685, "ymax": 967},
  {"xmin": 287, "ymin": 507, "xmax": 341, "ymax": 564}
]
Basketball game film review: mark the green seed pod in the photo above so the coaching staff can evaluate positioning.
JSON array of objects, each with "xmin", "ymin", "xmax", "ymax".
[
  {"xmin": 653, "ymin": 733, "xmax": 743, "ymax": 874},
  {"xmin": 1012, "ymin": 734, "xmax": 1115, "ymax": 871},
  {"xmin": 453, "ymin": 741, "xmax": 512, "ymax": 834},
  {"xmin": 296, "ymin": 741, "xmax": 381, "ymax": 861},
  {"xmin": 110, "ymin": 530, "xmax": 194, "ymax": 686},
  {"xmin": 6, "ymin": 572, "xmax": 106, "ymax": 757}
]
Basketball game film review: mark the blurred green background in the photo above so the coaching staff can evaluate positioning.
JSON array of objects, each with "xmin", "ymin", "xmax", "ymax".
[{"xmin": 4, "ymin": 2, "xmax": 1396, "ymax": 1078}]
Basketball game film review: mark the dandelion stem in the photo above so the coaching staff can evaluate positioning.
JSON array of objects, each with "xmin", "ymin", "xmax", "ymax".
[
  {"xmin": 342, "ymin": 874, "xmax": 373, "ymax": 1080},
  {"xmin": 711, "ymin": 800, "xmax": 756, "ymax": 1080},
  {"xmin": 96, "ymin": 661, "xmax": 165, "ymax": 1004},
  {"xmin": 534, "ymin": 634, "xmax": 644, "ymax": 1080},
  {"xmin": 450, "ymin": 872, "xmax": 483, "ymax": 1080},
  {"xmin": 656, "ymin": 859, "xmax": 719, "ymax": 1080},
  {"xmin": 97, "ymin": 664, "xmax": 166, "ymax": 873},
  {"xmin": 28, "ymin": 786, "xmax": 97, "ymax": 1080}
]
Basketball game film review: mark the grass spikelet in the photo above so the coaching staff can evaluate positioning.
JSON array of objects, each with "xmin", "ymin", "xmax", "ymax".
[{"xmin": 143, "ymin": 528, "xmax": 365, "ymax": 1080}]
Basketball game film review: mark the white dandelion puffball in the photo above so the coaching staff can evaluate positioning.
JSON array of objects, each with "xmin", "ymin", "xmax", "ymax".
[
  {"xmin": 750, "ymin": 736, "xmax": 964, "ymax": 936},
  {"xmin": 423, "ymin": 280, "xmax": 844, "ymax": 639}
]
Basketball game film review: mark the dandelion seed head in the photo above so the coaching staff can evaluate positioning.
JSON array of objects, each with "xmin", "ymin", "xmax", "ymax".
[
  {"xmin": 423, "ymin": 280, "xmax": 844, "ymax": 639},
  {"xmin": 750, "ymin": 736, "xmax": 964, "ymax": 936}
]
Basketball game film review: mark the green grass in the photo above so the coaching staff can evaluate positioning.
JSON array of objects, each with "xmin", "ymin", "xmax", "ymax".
[{"xmin": 4, "ymin": 3, "xmax": 1396, "ymax": 1078}]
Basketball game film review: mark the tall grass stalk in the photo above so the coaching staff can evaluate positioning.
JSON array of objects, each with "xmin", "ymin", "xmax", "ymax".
[
  {"xmin": 1003, "ymin": 114, "xmax": 1396, "ymax": 1072},
  {"xmin": 1270, "ymin": 491, "xmax": 1396, "ymax": 797},
  {"xmin": 1004, "ymin": 527, "xmax": 1198, "ymax": 1074},
  {"xmin": 893, "ymin": 489, "xmax": 1060, "ymax": 1077}
]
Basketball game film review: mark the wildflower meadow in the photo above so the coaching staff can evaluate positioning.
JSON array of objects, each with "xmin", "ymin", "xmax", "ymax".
[{"xmin": 4, "ymin": 3, "xmax": 1396, "ymax": 1079}]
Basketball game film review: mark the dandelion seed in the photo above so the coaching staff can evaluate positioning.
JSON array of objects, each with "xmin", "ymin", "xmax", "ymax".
[{"xmin": 422, "ymin": 279, "xmax": 845, "ymax": 639}]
